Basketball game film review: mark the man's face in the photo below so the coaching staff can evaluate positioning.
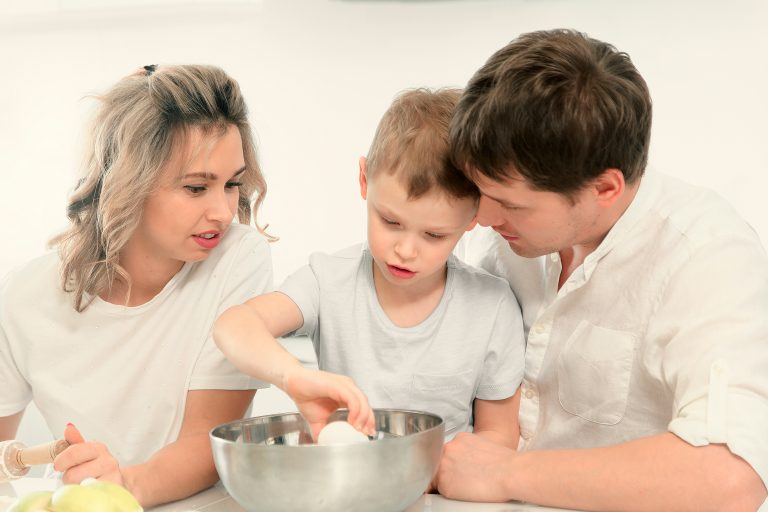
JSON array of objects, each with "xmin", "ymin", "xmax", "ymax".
[{"xmin": 473, "ymin": 172, "xmax": 599, "ymax": 258}]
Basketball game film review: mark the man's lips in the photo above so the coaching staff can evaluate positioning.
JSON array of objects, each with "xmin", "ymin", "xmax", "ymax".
[
  {"xmin": 192, "ymin": 230, "xmax": 222, "ymax": 249},
  {"xmin": 495, "ymin": 229, "xmax": 519, "ymax": 242},
  {"xmin": 387, "ymin": 264, "xmax": 416, "ymax": 279}
]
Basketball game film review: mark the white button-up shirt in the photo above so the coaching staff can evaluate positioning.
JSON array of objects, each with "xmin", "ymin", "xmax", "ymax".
[{"xmin": 457, "ymin": 171, "xmax": 768, "ymax": 491}]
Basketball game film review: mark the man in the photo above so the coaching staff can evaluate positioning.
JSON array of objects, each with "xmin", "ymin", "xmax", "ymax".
[{"xmin": 440, "ymin": 28, "xmax": 768, "ymax": 511}]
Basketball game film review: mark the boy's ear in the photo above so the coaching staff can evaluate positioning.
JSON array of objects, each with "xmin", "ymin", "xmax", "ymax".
[{"xmin": 359, "ymin": 156, "xmax": 368, "ymax": 200}]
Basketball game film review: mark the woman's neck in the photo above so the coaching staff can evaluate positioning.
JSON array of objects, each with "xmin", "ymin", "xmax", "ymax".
[{"xmin": 101, "ymin": 243, "xmax": 184, "ymax": 307}]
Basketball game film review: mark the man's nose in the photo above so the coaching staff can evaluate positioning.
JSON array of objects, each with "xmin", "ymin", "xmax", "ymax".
[{"xmin": 476, "ymin": 195, "xmax": 502, "ymax": 227}]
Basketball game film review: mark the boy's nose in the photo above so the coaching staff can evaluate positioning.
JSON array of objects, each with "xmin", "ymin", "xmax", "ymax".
[
  {"xmin": 476, "ymin": 195, "xmax": 503, "ymax": 227},
  {"xmin": 394, "ymin": 236, "xmax": 417, "ymax": 260}
]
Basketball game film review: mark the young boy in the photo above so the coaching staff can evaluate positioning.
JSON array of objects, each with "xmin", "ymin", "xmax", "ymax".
[{"xmin": 214, "ymin": 88, "xmax": 524, "ymax": 446}]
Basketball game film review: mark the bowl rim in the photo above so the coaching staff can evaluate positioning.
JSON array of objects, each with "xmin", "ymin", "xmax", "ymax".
[{"xmin": 209, "ymin": 408, "xmax": 445, "ymax": 448}]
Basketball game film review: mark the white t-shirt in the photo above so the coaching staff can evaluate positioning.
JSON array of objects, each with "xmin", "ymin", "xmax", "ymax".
[
  {"xmin": 279, "ymin": 244, "xmax": 525, "ymax": 438},
  {"xmin": 0, "ymin": 223, "xmax": 272, "ymax": 465},
  {"xmin": 456, "ymin": 171, "xmax": 768, "ymax": 491}
]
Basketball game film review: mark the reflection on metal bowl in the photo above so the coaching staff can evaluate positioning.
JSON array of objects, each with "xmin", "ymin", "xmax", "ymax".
[{"xmin": 210, "ymin": 409, "xmax": 444, "ymax": 512}]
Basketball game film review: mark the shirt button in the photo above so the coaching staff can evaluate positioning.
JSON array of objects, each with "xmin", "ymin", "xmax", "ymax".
[
  {"xmin": 524, "ymin": 389, "xmax": 535, "ymax": 399},
  {"xmin": 520, "ymin": 430, "xmax": 531, "ymax": 440},
  {"xmin": 549, "ymin": 253, "xmax": 559, "ymax": 262},
  {"xmin": 533, "ymin": 323, "xmax": 547, "ymax": 335}
]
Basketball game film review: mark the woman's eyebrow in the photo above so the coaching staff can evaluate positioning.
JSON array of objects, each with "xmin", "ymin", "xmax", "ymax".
[{"xmin": 183, "ymin": 165, "xmax": 247, "ymax": 180}]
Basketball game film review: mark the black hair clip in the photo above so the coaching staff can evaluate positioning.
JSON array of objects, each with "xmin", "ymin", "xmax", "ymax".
[{"xmin": 143, "ymin": 64, "xmax": 157, "ymax": 76}]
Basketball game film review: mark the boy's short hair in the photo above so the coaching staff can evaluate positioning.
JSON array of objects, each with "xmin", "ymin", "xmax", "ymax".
[
  {"xmin": 450, "ymin": 29, "xmax": 652, "ymax": 195},
  {"xmin": 366, "ymin": 88, "xmax": 479, "ymax": 201}
]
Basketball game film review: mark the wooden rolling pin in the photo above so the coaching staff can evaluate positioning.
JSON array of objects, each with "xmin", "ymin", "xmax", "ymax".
[{"xmin": 0, "ymin": 439, "xmax": 70, "ymax": 482}]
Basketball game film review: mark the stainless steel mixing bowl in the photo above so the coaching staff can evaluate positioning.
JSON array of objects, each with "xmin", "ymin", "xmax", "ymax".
[{"xmin": 210, "ymin": 409, "xmax": 444, "ymax": 512}]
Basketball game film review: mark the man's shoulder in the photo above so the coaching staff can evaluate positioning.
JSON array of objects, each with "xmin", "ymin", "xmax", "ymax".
[{"xmin": 649, "ymin": 173, "xmax": 760, "ymax": 248}]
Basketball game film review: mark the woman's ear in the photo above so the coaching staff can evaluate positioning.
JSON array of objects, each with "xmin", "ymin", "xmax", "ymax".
[{"xmin": 359, "ymin": 156, "xmax": 368, "ymax": 200}]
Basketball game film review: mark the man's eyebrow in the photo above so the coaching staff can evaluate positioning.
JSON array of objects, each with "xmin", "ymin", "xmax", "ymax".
[{"xmin": 182, "ymin": 166, "xmax": 247, "ymax": 180}]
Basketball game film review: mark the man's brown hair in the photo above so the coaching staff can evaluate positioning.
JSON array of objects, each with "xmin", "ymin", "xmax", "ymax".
[
  {"xmin": 450, "ymin": 29, "xmax": 652, "ymax": 194},
  {"xmin": 367, "ymin": 88, "xmax": 479, "ymax": 201}
]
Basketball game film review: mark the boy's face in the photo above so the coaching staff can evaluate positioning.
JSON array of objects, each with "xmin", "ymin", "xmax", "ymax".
[
  {"xmin": 472, "ymin": 170, "xmax": 602, "ymax": 258},
  {"xmin": 360, "ymin": 161, "xmax": 477, "ymax": 293}
]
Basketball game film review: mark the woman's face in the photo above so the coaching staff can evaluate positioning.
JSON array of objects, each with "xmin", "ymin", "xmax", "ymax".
[{"xmin": 127, "ymin": 124, "xmax": 246, "ymax": 270}]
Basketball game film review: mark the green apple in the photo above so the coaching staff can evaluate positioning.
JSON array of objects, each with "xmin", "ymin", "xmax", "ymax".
[
  {"xmin": 81, "ymin": 479, "xmax": 142, "ymax": 512},
  {"xmin": 6, "ymin": 491, "xmax": 53, "ymax": 512},
  {"xmin": 49, "ymin": 484, "xmax": 114, "ymax": 512}
]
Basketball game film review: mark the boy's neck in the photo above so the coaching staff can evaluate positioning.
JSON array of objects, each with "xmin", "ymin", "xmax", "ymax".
[{"xmin": 372, "ymin": 262, "xmax": 447, "ymax": 328}]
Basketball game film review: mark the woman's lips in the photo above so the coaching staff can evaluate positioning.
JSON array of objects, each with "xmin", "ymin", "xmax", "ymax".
[
  {"xmin": 387, "ymin": 264, "xmax": 415, "ymax": 279},
  {"xmin": 192, "ymin": 231, "xmax": 222, "ymax": 249}
]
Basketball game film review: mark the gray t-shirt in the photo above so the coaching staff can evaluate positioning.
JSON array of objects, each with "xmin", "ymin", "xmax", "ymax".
[{"xmin": 279, "ymin": 243, "xmax": 525, "ymax": 438}]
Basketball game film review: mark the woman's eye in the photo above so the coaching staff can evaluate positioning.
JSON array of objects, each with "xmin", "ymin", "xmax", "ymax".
[
  {"xmin": 184, "ymin": 185, "xmax": 206, "ymax": 194},
  {"xmin": 225, "ymin": 181, "xmax": 243, "ymax": 189}
]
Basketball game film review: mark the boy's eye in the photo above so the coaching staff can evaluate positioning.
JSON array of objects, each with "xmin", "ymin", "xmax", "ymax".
[
  {"xmin": 184, "ymin": 185, "xmax": 206, "ymax": 194},
  {"xmin": 382, "ymin": 217, "xmax": 399, "ymax": 226},
  {"xmin": 225, "ymin": 181, "xmax": 243, "ymax": 189},
  {"xmin": 426, "ymin": 232, "xmax": 446, "ymax": 239}
]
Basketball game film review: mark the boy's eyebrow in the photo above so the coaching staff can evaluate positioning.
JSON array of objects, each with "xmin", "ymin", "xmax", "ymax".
[{"xmin": 183, "ymin": 166, "xmax": 247, "ymax": 180}]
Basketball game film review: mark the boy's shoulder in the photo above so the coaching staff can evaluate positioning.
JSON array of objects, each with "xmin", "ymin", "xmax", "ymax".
[
  {"xmin": 304, "ymin": 243, "xmax": 367, "ymax": 281},
  {"xmin": 448, "ymin": 254, "xmax": 517, "ymax": 300}
]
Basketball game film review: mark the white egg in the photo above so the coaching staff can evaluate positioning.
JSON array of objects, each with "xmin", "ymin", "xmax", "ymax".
[{"xmin": 317, "ymin": 421, "xmax": 369, "ymax": 446}]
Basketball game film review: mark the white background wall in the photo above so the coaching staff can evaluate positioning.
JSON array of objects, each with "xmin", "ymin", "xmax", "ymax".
[{"xmin": 2, "ymin": 0, "xmax": 767, "ymax": 444}]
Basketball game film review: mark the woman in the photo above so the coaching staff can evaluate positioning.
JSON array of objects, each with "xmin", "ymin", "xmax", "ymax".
[{"xmin": 0, "ymin": 64, "xmax": 273, "ymax": 506}]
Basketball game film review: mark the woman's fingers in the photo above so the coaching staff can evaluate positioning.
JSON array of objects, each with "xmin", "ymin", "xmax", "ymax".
[{"xmin": 64, "ymin": 422, "xmax": 85, "ymax": 444}]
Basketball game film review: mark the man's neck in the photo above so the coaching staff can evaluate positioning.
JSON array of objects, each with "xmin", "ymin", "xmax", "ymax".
[{"xmin": 557, "ymin": 180, "xmax": 641, "ymax": 289}]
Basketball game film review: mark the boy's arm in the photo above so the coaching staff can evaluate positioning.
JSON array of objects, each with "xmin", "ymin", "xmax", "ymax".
[
  {"xmin": 214, "ymin": 292, "xmax": 306, "ymax": 388},
  {"xmin": 438, "ymin": 431, "xmax": 767, "ymax": 511},
  {"xmin": 213, "ymin": 292, "xmax": 375, "ymax": 436},
  {"xmin": 472, "ymin": 389, "xmax": 521, "ymax": 449}
]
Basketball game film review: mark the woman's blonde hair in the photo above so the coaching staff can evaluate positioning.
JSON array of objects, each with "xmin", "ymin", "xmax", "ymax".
[{"xmin": 51, "ymin": 64, "xmax": 270, "ymax": 312}]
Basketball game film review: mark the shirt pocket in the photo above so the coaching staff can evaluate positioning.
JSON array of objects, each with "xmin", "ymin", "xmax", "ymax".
[
  {"xmin": 557, "ymin": 320, "xmax": 637, "ymax": 425},
  {"xmin": 410, "ymin": 370, "xmax": 474, "ymax": 436}
]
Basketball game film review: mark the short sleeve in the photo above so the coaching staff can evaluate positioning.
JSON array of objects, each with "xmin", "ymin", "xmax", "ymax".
[
  {"xmin": 0, "ymin": 277, "xmax": 33, "ymax": 416},
  {"xmin": 475, "ymin": 284, "xmax": 526, "ymax": 400},
  {"xmin": 189, "ymin": 230, "xmax": 274, "ymax": 391},
  {"xmin": 660, "ymin": 237, "xmax": 768, "ymax": 489},
  {"xmin": 277, "ymin": 263, "xmax": 321, "ymax": 340}
]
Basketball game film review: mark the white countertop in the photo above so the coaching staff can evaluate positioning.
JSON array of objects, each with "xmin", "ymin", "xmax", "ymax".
[{"xmin": 1, "ymin": 478, "xmax": 578, "ymax": 512}]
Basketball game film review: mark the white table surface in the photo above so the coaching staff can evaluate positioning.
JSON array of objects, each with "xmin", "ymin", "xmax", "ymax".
[{"xmin": 1, "ymin": 477, "xmax": 578, "ymax": 512}]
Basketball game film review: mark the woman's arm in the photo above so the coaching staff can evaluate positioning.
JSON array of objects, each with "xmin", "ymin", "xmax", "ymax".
[
  {"xmin": 472, "ymin": 389, "xmax": 520, "ymax": 449},
  {"xmin": 0, "ymin": 410, "xmax": 24, "ymax": 441},
  {"xmin": 57, "ymin": 389, "xmax": 254, "ymax": 507}
]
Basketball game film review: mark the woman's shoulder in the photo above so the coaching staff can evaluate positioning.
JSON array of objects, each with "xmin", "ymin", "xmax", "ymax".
[{"xmin": 1, "ymin": 251, "xmax": 62, "ymax": 307}]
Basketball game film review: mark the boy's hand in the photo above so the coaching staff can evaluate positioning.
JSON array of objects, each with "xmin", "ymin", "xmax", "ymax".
[{"xmin": 282, "ymin": 366, "xmax": 376, "ymax": 440}]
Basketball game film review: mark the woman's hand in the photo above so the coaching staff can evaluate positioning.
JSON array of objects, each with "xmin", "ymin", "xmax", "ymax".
[
  {"xmin": 282, "ymin": 366, "xmax": 376, "ymax": 440},
  {"xmin": 54, "ymin": 423, "xmax": 125, "ymax": 487}
]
